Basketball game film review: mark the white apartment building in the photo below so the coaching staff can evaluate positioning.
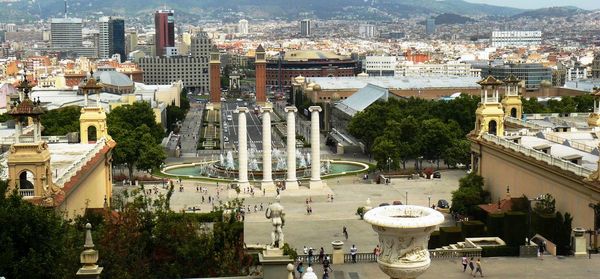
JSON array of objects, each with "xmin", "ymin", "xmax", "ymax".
[
  {"xmin": 359, "ymin": 24, "xmax": 376, "ymax": 38},
  {"xmin": 363, "ymin": 56, "xmax": 397, "ymax": 76},
  {"xmin": 238, "ymin": 19, "xmax": 249, "ymax": 35},
  {"xmin": 491, "ymin": 31, "xmax": 542, "ymax": 48},
  {"xmin": 395, "ymin": 61, "xmax": 480, "ymax": 78}
]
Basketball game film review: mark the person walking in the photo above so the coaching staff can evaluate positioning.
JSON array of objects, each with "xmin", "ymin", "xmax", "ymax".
[
  {"xmin": 374, "ymin": 245, "xmax": 381, "ymax": 258},
  {"xmin": 319, "ymin": 247, "xmax": 325, "ymax": 263},
  {"xmin": 350, "ymin": 244, "xmax": 358, "ymax": 263},
  {"xmin": 538, "ymin": 240, "xmax": 546, "ymax": 260},
  {"xmin": 322, "ymin": 256, "xmax": 332, "ymax": 273},
  {"xmin": 473, "ymin": 258, "xmax": 483, "ymax": 277},
  {"xmin": 468, "ymin": 257, "xmax": 475, "ymax": 275},
  {"xmin": 296, "ymin": 261, "xmax": 304, "ymax": 278},
  {"xmin": 461, "ymin": 256, "xmax": 468, "ymax": 272},
  {"xmin": 308, "ymin": 247, "xmax": 314, "ymax": 265},
  {"xmin": 343, "ymin": 226, "xmax": 348, "ymax": 240}
]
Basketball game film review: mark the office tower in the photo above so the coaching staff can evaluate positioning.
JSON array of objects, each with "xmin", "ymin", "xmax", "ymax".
[
  {"xmin": 425, "ymin": 18, "xmax": 436, "ymax": 35},
  {"xmin": 238, "ymin": 19, "xmax": 248, "ymax": 35},
  {"xmin": 50, "ymin": 17, "xmax": 83, "ymax": 47},
  {"xmin": 300, "ymin": 19, "xmax": 311, "ymax": 37},
  {"xmin": 125, "ymin": 31, "xmax": 138, "ymax": 54},
  {"xmin": 359, "ymin": 24, "xmax": 376, "ymax": 38},
  {"xmin": 155, "ymin": 10, "xmax": 175, "ymax": 57},
  {"xmin": 98, "ymin": 16, "xmax": 125, "ymax": 61}
]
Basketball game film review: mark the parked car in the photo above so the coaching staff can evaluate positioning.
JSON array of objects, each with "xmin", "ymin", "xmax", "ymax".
[
  {"xmin": 437, "ymin": 199, "xmax": 449, "ymax": 209},
  {"xmin": 224, "ymin": 136, "xmax": 229, "ymax": 142},
  {"xmin": 392, "ymin": 201, "xmax": 403, "ymax": 205},
  {"xmin": 433, "ymin": 171, "xmax": 441, "ymax": 179}
]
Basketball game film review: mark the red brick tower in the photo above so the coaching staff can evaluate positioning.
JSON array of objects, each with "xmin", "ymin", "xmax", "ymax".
[
  {"xmin": 255, "ymin": 44, "xmax": 267, "ymax": 104},
  {"xmin": 209, "ymin": 45, "xmax": 221, "ymax": 109}
]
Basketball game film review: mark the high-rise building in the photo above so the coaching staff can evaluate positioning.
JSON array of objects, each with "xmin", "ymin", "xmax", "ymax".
[
  {"xmin": 300, "ymin": 19, "xmax": 311, "ymax": 37},
  {"xmin": 491, "ymin": 31, "xmax": 542, "ymax": 47},
  {"xmin": 98, "ymin": 16, "xmax": 125, "ymax": 61},
  {"xmin": 425, "ymin": 18, "xmax": 436, "ymax": 35},
  {"xmin": 592, "ymin": 53, "xmax": 600, "ymax": 79},
  {"xmin": 238, "ymin": 19, "xmax": 249, "ymax": 35},
  {"xmin": 125, "ymin": 31, "xmax": 138, "ymax": 54},
  {"xmin": 154, "ymin": 10, "xmax": 175, "ymax": 57},
  {"xmin": 359, "ymin": 24, "xmax": 376, "ymax": 38},
  {"xmin": 51, "ymin": 18, "xmax": 82, "ymax": 47}
]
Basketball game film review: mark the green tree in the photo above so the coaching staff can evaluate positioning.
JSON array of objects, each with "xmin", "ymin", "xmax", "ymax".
[
  {"xmin": 573, "ymin": 94, "xmax": 594, "ymax": 112},
  {"xmin": 0, "ymin": 181, "xmax": 80, "ymax": 279},
  {"xmin": 137, "ymin": 133, "xmax": 167, "ymax": 173},
  {"xmin": 40, "ymin": 105, "xmax": 81, "ymax": 136},
  {"xmin": 451, "ymin": 173, "xmax": 485, "ymax": 215},
  {"xmin": 419, "ymin": 118, "xmax": 455, "ymax": 168},
  {"xmin": 108, "ymin": 102, "xmax": 164, "ymax": 143},
  {"xmin": 522, "ymin": 97, "xmax": 547, "ymax": 114},
  {"xmin": 443, "ymin": 139, "xmax": 471, "ymax": 168},
  {"xmin": 371, "ymin": 135, "xmax": 397, "ymax": 170}
]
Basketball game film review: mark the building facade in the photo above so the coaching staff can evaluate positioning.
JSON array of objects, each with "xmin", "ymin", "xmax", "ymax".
[
  {"xmin": 51, "ymin": 18, "xmax": 83, "ymax": 48},
  {"xmin": 425, "ymin": 18, "xmax": 436, "ymax": 35},
  {"xmin": 300, "ymin": 20, "xmax": 312, "ymax": 37},
  {"xmin": 238, "ymin": 19, "xmax": 249, "ymax": 35},
  {"xmin": 359, "ymin": 24, "xmax": 376, "ymax": 38},
  {"xmin": 154, "ymin": 10, "xmax": 175, "ymax": 57},
  {"xmin": 98, "ymin": 17, "xmax": 125, "ymax": 62},
  {"xmin": 491, "ymin": 31, "xmax": 542, "ymax": 47},
  {"xmin": 267, "ymin": 50, "xmax": 358, "ymax": 88},
  {"xmin": 592, "ymin": 53, "xmax": 600, "ymax": 79},
  {"xmin": 475, "ymin": 63, "xmax": 552, "ymax": 90},
  {"xmin": 364, "ymin": 56, "xmax": 397, "ymax": 77},
  {"xmin": 395, "ymin": 61, "xmax": 480, "ymax": 77}
]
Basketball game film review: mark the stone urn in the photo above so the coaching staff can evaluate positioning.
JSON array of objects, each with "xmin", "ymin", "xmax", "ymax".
[{"xmin": 363, "ymin": 205, "xmax": 444, "ymax": 279}]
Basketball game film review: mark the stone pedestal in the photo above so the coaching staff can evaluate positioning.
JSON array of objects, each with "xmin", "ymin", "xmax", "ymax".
[
  {"xmin": 364, "ymin": 205, "xmax": 444, "ymax": 279},
  {"xmin": 331, "ymin": 240, "xmax": 345, "ymax": 265},
  {"xmin": 236, "ymin": 107, "xmax": 250, "ymax": 188},
  {"xmin": 309, "ymin": 106, "xmax": 322, "ymax": 189},
  {"xmin": 285, "ymin": 106, "xmax": 299, "ymax": 190},
  {"xmin": 259, "ymin": 248, "xmax": 293, "ymax": 279},
  {"xmin": 261, "ymin": 107, "xmax": 276, "ymax": 191},
  {"xmin": 573, "ymin": 227, "xmax": 587, "ymax": 258}
]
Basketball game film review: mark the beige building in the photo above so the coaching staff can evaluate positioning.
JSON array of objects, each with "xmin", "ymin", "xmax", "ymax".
[
  {"xmin": 3, "ymin": 75, "xmax": 116, "ymax": 218},
  {"xmin": 469, "ymin": 75, "xmax": 600, "ymax": 248}
]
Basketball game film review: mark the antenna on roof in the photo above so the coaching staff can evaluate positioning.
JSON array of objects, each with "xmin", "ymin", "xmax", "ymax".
[{"xmin": 64, "ymin": 0, "xmax": 68, "ymax": 19}]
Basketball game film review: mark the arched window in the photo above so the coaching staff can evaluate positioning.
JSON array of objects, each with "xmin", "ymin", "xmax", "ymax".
[
  {"xmin": 511, "ymin": 108, "xmax": 517, "ymax": 118},
  {"xmin": 88, "ymin": 126, "xmax": 98, "ymax": 143},
  {"xmin": 488, "ymin": 120, "xmax": 497, "ymax": 136}
]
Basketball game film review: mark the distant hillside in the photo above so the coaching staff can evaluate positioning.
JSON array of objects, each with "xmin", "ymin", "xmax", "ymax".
[
  {"xmin": 512, "ymin": 6, "xmax": 590, "ymax": 19},
  {"xmin": 0, "ymin": 0, "xmax": 525, "ymax": 22},
  {"xmin": 434, "ymin": 13, "xmax": 476, "ymax": 24}
]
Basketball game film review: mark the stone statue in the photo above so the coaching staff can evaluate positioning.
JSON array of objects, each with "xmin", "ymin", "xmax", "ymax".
[{"xmin": 265, "ymin": 195, "xmax": 285, "ymax": 248}]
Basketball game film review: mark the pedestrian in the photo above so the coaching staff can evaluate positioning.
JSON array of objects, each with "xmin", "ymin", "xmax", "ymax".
[
  {"xmin": 319, "ymin": 247, "xmax": 325, "ymax": 263},
  {"xmin": 350, "ymin": 245, "xmax": 358, "ymax": 263},
  {"xmin": 331, "ymin": 195, "xmax": 334, "ymax": 202},
  {"xmin": 202, "ymin": 195, "xmax": 205, "ymax": 203},
  {"xmin": 308, "ymin": 248, "xmax": 314, "ymax": 265},
  {"xmin": 263, "ymin": 189, "xmax": 266, "ymax": 196},
  {"xmin": 374, "ymin": 245, "xmax": 381, "ymax": 258},
  {"xmin": 296, "ymin": 262, "xmax": 304, "ymax": 278},
  {"xmin": 323, "ymin": 269, "xmax": 329, "ymax": 279},
  {"xmin": 306, "ymin": 198, "xmax": 309, "ymax": 205},
  {"xmin": 196, "ymin": 186, "xmax": 199, "ymax": 192},
  {"xmin": 473, "ymin": 258, "xmax": 483, "ymax": 277},
  {"xmin": 323, "ymin": 256, "xmax": 331, "ymax": 273},
  {"xmin": 461, "ymin": 256, "xmax": 468, "ymax": 272},
  {"xmin": 538, "ymin": 240, "xmax": 546, "ymax": 260},
  {"xmin": 303, "ymin": 246, "xmax": 308, "ymax": 255},
  {"xmin": 343, "ymin": 226, "xmax": 348, "ymax": 240},
  {"xmin": 468, "ymin": 257, "xmax": 475, "ymax": 275}
]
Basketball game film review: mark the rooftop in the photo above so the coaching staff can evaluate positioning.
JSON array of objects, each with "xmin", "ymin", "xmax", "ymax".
[
  {"xmin": 282, "ymin": 50, "xmax": 350, "ymax": 62},
  {"xmin": 335, "ymin": 84, "xmax": 389, "ymax": 117},
  {"xmin": 307, "ymin": 76, "xmax": 481, "ymax": 90}
]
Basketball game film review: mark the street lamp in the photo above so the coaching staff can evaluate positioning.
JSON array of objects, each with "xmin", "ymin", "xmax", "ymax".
[
  {"xmin": 428, "ymin": 195, "xmax": 432, "ymax": 208},
  {"xmin": 405, "ymin": 191, "xmax": 408, "ymax": 205},
  {"xmin": 387, "ymin": 157, "xmax": 393, "ymax": 173}
]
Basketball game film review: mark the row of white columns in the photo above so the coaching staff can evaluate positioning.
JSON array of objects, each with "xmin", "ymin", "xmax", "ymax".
[{"xmin": 234, "ymin": 105, "xmax": 322, "ymax": 191}]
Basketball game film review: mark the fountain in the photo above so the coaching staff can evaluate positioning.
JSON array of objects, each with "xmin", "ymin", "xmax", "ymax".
[
  {"xmin": 219, "ymin": 154, "xmax": 225, "ymax": 166},
  {"xmin": 225, "ymin": 151, "xmax": 235, "ymax": 170},
  {"xmin": 249, "ymin": 158, "xmax": 259, "ymax": 171},
  {"xmin": 363, "ymin": 205, "xmax": 444, "ymax": 279},
  {"xmin": 306, "ymin": 153, "xmax": 311, "ymax": 166}
]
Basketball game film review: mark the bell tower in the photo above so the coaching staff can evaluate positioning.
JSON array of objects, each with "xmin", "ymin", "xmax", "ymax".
[
  {"xmin": 255, "ymin": 44, "xmax": 267, "ymax": 105},
  {"xmin": 474, "ymin": 75, "xmax": 505, "ymax": 137},
  {"xmin": 7, "ymin": 72, "xmax": 52, "ymax": 199},
  {"xmin": 501, "ymin": 74, "xmax": 523, "ymax": 119},
  {"xmin": 79, "ymin": 71, "xmax": 109, "ymax": 143}
]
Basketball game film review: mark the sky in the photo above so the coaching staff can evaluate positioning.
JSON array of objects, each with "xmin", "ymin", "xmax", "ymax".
[{"xmin": 465, "ymin": 0, "xmax": 600, "ymax": 10}]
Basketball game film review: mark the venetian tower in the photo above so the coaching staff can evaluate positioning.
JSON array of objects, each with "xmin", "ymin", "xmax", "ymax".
[
  {"xmin": 208, "ymin": 45, "xmax": 221, "ymax": 110},
  {"xmin": 474, "ymin": 76, "xmax": 505, "ymax": 137},
  {"xmin": 255, "ymin": 44, "xmax": 267, "ymax": 106},
  {"xmin": 501, "ymin": 74, "xmax": 522, "ymax": 119},
  {"xmin": 79, "ymin": 71, "xmax": 109, "ymax": 143},
  {"xmin": 6, "ymin": 73, "xmax": 53, "ymax": 199},
  {"xmin": 588, "ymin": 89, "xmax": 600, "ymax": 127}
]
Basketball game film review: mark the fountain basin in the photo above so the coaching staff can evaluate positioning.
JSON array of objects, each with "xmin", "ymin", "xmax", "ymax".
[
  {"xmin": 161, "ymin": 160, "xmax": 368, "ymax": 180},
  {"xmin": 363, "ymin": 205, "xmax": 444, "ymax": 279}
]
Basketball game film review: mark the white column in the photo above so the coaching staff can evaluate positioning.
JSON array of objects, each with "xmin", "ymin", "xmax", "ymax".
[
  {"xmin": 285, "ymin": 106, "xmax": 299, "ymax": 189},
  {"xmin": 84, "ymin": 92, "xmax": 89, "ymax": 107},
  {"xmin": 261, "ymin": 107, "xmax": 275, "ymax": 190},
  {"xmin": 14, "ymin": 122, "xmax": 21, "ymax": 144},
  {"xmin": 236, "ymin": 107, "xmax": 250, "ymax": 188},
  {"xmin": 309, "ymin": 106, "xmax": 322, "ymax": 189}
]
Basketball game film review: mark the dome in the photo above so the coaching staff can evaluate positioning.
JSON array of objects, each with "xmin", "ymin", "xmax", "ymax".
[
  {"xmin": 93, "ymin": 70, "xmax": 134, "ymax": 87},
  {"xmin": 540, "ymin": 80, "xmax": 552, "ymax": 88},
  {"xmin": 294, "ymin": 75, "xmax": 306, "ymax": 84},
  {"xmin": 306, "ymin": 82, "xmax": 316, "ymax": 91},
  {"xmin": 312, "ymin": 84, "xmax": 321, "ymax": 91},
  {"xmin": 357, "ymin": 72, "xmax": 369, "ymax": 77}
]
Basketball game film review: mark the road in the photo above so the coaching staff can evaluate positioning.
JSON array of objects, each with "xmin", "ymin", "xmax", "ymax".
[
  {"xmin": 221, "ymin": 100, "xmax": 283, "ymax": 152},
  {"xmin": 179, "ymin": 103, "xmax": 204, "ymax": 154}
]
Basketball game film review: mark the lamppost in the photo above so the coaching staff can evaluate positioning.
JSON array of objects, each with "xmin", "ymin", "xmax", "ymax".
[
  {"xmin": 527, "ymin": 194, "xmax": 545, "ymax": 245},
  {"xmin": 387, "ymin": 157, "xmax": 393, "ymax": 173},
  {"xmin": 428, "ymin": 195, "xmax": 432, "ymax": 208},
  {"xmin": 405, "ymin": 191, "xmax": 408, "ymax": 205}
]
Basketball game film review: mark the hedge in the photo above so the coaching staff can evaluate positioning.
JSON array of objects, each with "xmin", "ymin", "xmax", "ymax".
[
  {"xmin": 428, "ymin": 231, "xmax": 441, "ymax": 249},
  {"xmin": 532, "ymin": 211, "xmax": 556, "ymax": 242},
  {"xmin": 481, "ymin": 245, "xmax": 519, "ymax": 257},
  {"xmin": 486, "ymin": 213, "xmax": 504, "ymax": 238},
  {"xmin": 462, "ymin": 220, "xmax": 486, "ymax": 238},
  {"xmin": 503, "ymin": 211, "xmax": 527, "ymax": 246},
  {"xmin": 440, "ymin": 226, "xmax": 463, "ymax": 246}
]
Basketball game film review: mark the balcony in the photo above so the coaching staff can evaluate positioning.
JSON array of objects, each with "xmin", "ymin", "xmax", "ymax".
[{"xmin": 18, "ymin": 189, "xmax": 35, "ymax": 197}]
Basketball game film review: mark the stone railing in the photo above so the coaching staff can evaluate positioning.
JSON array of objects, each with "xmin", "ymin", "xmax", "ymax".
[
  {"xmin": 482, "ymin": 134, "xmax": 593, "ymax": 177},
  {"xmin": 504, "ymin": 117, "xmax": 547, "ymax": 130},
  {"xmin": 55, "ymin": 138, "xmax": 106, "ymax": 186},
  {"xmin": 18, "ymin": 189, "xmax": 35, "ymax": 197},
  {"xmin": 429, "ymin": 248, "xmax": 482, "ymax": 260},
  {"xmin": 543, "ymin": 133, "xmax": 596, "ymax": 153},
  {"xmin": 297, "ymin": 252, "xmax": 377, "ymax": 264}
]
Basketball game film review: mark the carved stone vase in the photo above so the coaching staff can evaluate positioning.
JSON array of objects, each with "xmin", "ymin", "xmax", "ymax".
[{"xmin": 363, "ymin": 205, "xmax": 444, "ymax": 279}]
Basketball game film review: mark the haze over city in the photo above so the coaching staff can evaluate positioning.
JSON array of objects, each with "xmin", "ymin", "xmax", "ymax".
[{"xmin": 1, "ymin": 0, "xmax": 600, "ymax": 279}]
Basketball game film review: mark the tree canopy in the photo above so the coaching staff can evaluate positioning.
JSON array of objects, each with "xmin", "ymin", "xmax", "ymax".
[
  {"xmin": 451, "ymin": 173, "xmax": 488, "ymax": 215},
  {"xmin": 522, "ymin": 95, "xmax": 594, "ymax": 114},
  {"xmin": 40, "ymin": 106, "xmax": 81, "ymax": 136}
]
